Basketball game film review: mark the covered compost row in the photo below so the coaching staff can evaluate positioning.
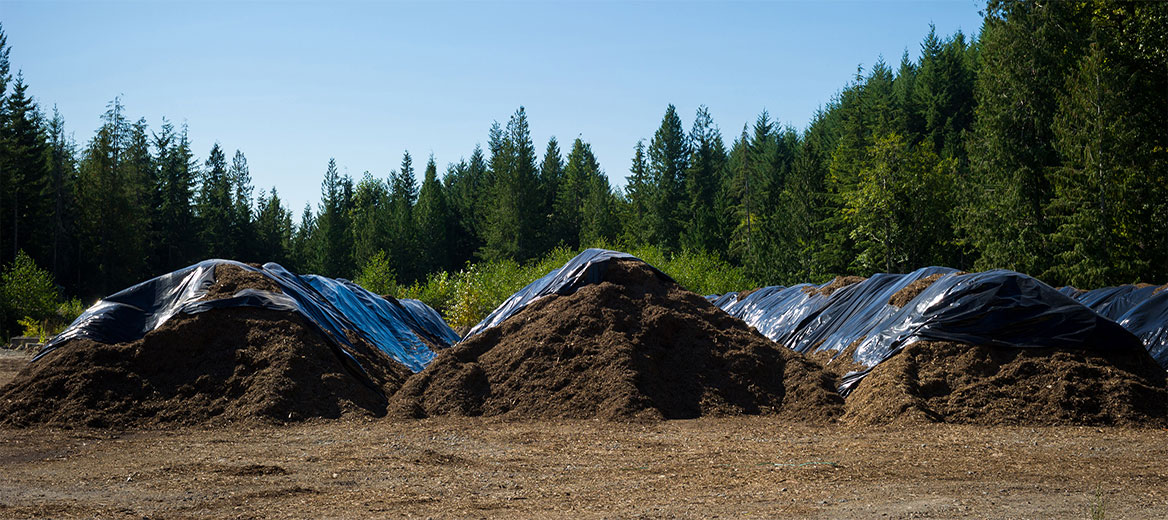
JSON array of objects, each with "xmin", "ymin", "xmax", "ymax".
[{"xmin": 2, "ymin": 250, "xmax": 1166, "ymax": 428}]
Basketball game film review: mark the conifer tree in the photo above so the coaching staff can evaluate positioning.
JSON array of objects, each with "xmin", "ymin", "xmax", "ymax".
[
  {"xmin": 682, "ymin": 105, "xmax": 728, "ymax": 253},
  {"xmin": 963, "ymin": 0, "xmax": 1090, "ymax": 275},
  {"xmin": 481, "ymin": 107, "xmax": 541, "ymax": 262},
  {"xmin": 45, "ymin": 107, "xmax": 77, "ymax": 283},
  {"xmin": 254, "ymin": 187, "xmax": 293, "ymax": 266},
  {"xmin": 314, "ymin": 158, "xmax": 354, "ymax": 277},
  {"xmin": 646, "ymin": 104, "xmax": 689, "ymax": 251},
  {"xmin": 350, "ymin": 172, "xmax": 390, "ymax": 268},
  {"xmin": 415, "ymin": 155, "xmax": 451, "ymax": 273},
  {"xmin": 290, "ymin": 203, "xmax": 316, "ymax": 272},
  {"xmin": 196, "ymin": 143, "xmax": 234, "ymax": 259},
  {"xmin": 553, "ymin": 137, "xmax": 600, "ymax": 249},
  {"xmin": 388, "ymin": 151, "xmax": 419, "ymax": 281},
  {"xmin": 621, "ymin": 140, "xmax": 652, "ymax": 245},
  {"xmin": 229, "ymin": 150, "xmax": 256, "ymax": 260},
  {"xmin": 0, "ymin": 74, "xmax": 50, "ymax": 265}
]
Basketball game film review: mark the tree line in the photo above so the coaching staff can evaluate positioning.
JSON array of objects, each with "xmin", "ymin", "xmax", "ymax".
[{"xmin": 0, "ymin": 0, "xmax": 1165, "ymax": 315}]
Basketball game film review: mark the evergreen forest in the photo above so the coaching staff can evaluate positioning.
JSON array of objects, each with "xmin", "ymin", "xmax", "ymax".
[{"xmin": 0, "ymin": 1, "xmax": 1166, "ymax": 337}]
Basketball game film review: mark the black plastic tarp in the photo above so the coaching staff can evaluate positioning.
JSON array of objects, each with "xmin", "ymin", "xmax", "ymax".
[
  {"xmin": 464, "ymin": 248, "xmax": 669, "ymax": 338},
  {"xmin": 35, "ymin": 260, "xmax": 458, "ymax": 377},
  {"xmin": 1062, "ymin": 284, "xmax": 1168, "ymax": 367},
  {"xmin": 714, "ymin": 268, "xmax": 1145, "ymax": 395}
]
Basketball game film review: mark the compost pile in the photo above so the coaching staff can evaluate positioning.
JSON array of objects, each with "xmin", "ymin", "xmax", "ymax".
[
  {"xmin": 843, "ymin": 340, "xmax": 1167, "ymax": 426},
  {"xmin": 391, "ymin": 259, "xmax": 844, "ymax": 421},
  {"xmin": 0, "ymin": 265, "xmax": 411, "ymax": 428}
]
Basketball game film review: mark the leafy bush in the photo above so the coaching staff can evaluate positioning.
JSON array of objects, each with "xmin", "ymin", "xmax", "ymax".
[
  {"xmin": 1, "ymin": 251, "xmax": 62, "ymax": 341},
  {"xmin": 2, "ymin": 250, "xmax": 59, "ymax": 322},
  {"xmin": 354, "ymin": 250, "xmax": 398, "ymax": 296}
]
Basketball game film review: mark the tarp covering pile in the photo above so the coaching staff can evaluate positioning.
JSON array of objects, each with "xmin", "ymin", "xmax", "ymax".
[
  {"xmin": 1060, "ymin": 284, "xmax": 1168, "ymax": 366},
  {"xmin": 38, "ymin": 259, "xmax": 458, "ymax": 375},
  {"xmin": 713, "ymin": 268, "xmax": 1147, "ymax": 394},
  {"xmin": 464, "ymin": 248, "xmax": 668, "ymax": 338}
]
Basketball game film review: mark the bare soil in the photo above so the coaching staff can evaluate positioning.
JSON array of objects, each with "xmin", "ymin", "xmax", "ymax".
[
  {"xmin": 391, "ymin": 260, "xmax": 843, "ymax": 421},
  {"xmin": 0, "ymin": 416, "xmax": 1164, "ymax": 518}
]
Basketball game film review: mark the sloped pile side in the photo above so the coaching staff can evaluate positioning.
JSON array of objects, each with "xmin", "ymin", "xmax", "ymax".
[
  {"xmin": 844, "ymin": 341, "xmax": 1167, "ymax": 426},
  {"xmin": 0, "ymin": 307, "xmax": 411, "ymax": 428},
  {"xmin": 391, "ymin": 260, "xmax": 844, "ymax": 421}
]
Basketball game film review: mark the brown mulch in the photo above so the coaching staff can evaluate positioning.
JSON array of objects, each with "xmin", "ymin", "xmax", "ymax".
[
  {"xmin": 202, "ymin": 264, "xmax": 283, "ymax": 300},
  {"xmin": 803, "ymin": 276, "xmax": 866, "ymax": 297},
  {"xmin": 843, "ymin": 340, "xmax": 1167, "ymax": 426},
  {"xmin": 0, "ymin": 307, "xmax": 412, "ymax": 428},
  {"xmin": 888, "ymin": 273, "xmax": 946, "ymax": 308},
  {"xmin": 805, "ymin": 339, "xmax": 869, "ymax": 380},
  {"xmin": 389, "ymin": 260, "xmax": 844, "ymax": 422}
]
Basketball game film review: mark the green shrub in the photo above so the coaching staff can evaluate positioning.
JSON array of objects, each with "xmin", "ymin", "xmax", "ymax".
[
  {"xmin": 2, "ymin": 250, "xmax": 59, "ymax": 322},
  {"xmin": 354, "ymin": 250, "xmax": 399, "ymax": 296}
]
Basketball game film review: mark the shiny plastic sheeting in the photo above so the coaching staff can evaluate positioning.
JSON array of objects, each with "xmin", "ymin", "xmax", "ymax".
[
  {"xmin": 1062, "ymin": 284, "xmax": 1168, "ymax": 367},
  {"xmin": 714, "ymin": 268, "xmax": 1143, "ymax": 395},
  {"xmin": 464, "ymin": 249, "xmax": 669, "ymax": 338},
  {"xmin": 34, "ymin": 259, "xmax": 458, "ymax": 375}
]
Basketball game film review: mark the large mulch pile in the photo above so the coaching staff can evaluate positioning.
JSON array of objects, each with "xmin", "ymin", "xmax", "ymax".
[
  {"xmin": 390, "ymin": 260, "xmax": 844, "ymax": 422},
  {"xmin": 843, "ymin": 340, "xmax": 1167, "ymax": 426},
  {"xmin": 0, "ymin": 265, "xmax": 411, "ymax": 428}
]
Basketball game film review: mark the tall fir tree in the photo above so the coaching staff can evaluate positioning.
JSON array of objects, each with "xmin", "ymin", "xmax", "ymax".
[
  {"xmin": 682, "ymin": 105, "xmax": 728, "ymax": 253},
  {"xmin": 388, "ymin": 151, "xmax": 419, "ymax": 281},
  {"xmin": 253, "ymin": 187, "xmax": 293, "ymax": 266},
  {"xmin": 646, "ymin": 104, "xmax": 689, "ymax": 252},
  {"xmin": 415, "ymin": 155, "xmax": 452, "ymax": 274},
  {"xmin": 196, "ymin": 143, "xmax": 234, "ymax": 259},
  {"xmin": 314, "ymin": 158, "xmax": 354, "ymax": 277}
]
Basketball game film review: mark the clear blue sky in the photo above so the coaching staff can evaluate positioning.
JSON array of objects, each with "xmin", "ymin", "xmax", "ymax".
[{"xmin": 3, "ymin": 0, "xmax": 984, "ymax": 215}]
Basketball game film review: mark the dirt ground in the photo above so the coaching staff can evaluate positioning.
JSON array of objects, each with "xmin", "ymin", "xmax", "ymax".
[{"xmin": 3, "ymin": 350, "xmax": 1168, "ymax": 519}]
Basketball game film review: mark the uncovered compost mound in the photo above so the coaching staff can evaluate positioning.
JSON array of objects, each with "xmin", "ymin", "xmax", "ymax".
[
  {"xmin": 202, "ymin": 263, "xmax": 282, "ymax": 300},
  {"xmin": 843, "ymin": 340, "xmax": 1167, "ymax": 426},
  {"xmin": 0, "ymin": 307, "xmax": 412, "ymax": 428},
  {"xmin": 391, "ymin": 260, "xmax": 844, "ymax": 421}
]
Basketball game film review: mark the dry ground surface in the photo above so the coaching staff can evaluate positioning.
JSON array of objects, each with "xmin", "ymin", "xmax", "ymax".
[{"xmin": 3, "ymin": 350, "xmax": 1168, "ymax": 519}]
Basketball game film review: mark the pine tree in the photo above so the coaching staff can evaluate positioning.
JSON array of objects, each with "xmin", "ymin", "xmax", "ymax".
[
  {"xmin": 444, "ymin": 145, "xmax": 487, "ymax": 268},
  {"xmin": 229, "ymin": 150, "xmax": 256, "ymax": 261},
  {"xmin": 621, "ymin": 140, "xmax": 652, "ymax": 245},
  {"xmin": 253, "ymin": 187, "xmax": 293, "ymax": 265},
  {"xmin": 290, "ymin": 203, "xmax": 316, "ymax": 272},
  {"xmin": 45, "ymin": 106, "xmax": 77, "ymax": 284},
  {"xmin": 415, "ymin": 155, "xmax": 451, "ymax": 274},
  {"xmin": 682, "ymin": 105, "xmax": 728, "ymax": 253},
  {"xmin": 553, "ymin": 137, "xmax": 600, "ymax": 249},
  {"xmin": 580, "ymin": 168, "xmax": 616, "ymax": 247},
  {"xmin": 1046, "ymin": 2, "xmax": 1168, "ymax": 286},
  {"xmin": 388, "ymin": 151, "xmax": 419, "ymax": 281},
  {"xmin": 315, "ymin": 158, "xmax": 354, "ymax": 277},
  {"xmin": 646, "ymin": 104, "xmax": 689, "ymax": 251},
  {"xmin": 538, "ymin": 137, "xmax": 564, "ymax": 250},
  {"xmin": 481, "ymin": 107, "xmax": 541, "ymax": 262},
  {"xmin": 350, "ymin": 171, "xmax": 390, "ymax": 268},
  {"xmin": 196, "ymin": 143, "xmax": 234, "ymax": 259},
  {"xmin": 0, "ymin": 73, "xmax": 51, "ymax": 266},
  {"xmin": 75, "ymin": 98, "xmax": 148, "ymax": 296},
  {"xmin": 962, "ymin": 0, "xmax": 1091, "ymax": 275},
  {"xmin": 153, "ymin": 123, "xmax": 198, "ymax": 271}
]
